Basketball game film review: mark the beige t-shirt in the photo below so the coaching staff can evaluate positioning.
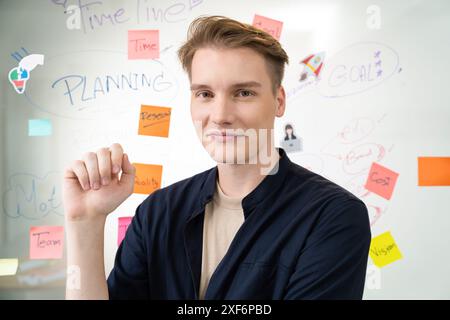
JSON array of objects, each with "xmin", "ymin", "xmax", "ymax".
[{"xmin": 198, "ymin": 180, "xmax": 245, "ymax": 300}]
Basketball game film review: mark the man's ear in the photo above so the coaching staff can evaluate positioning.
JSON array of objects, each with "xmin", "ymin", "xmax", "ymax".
[{"xmin": 275, "ymin": 85, "xmax": 286, "ymax": 118}]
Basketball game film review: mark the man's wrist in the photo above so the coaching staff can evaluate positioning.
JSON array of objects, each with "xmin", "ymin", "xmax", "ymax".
[{"xmin": 65, "ymin": 213, "xmax": 107, "ymax": 224}]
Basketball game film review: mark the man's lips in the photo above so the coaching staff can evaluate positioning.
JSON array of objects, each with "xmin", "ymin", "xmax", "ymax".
[
  {"xmin": 211, "ymin": 135, "xmax": 241, "ymax": 142},
  {"xmin": 205, "ymin": 130, "xmax": 247, "ymax": 142},
  {"xmin": 205, "ymin": 130, "xmax": 246, "ymax": 137},
  {"xmin": 207, "ymin": 133, "xmax": 245, "ymax": 137}
]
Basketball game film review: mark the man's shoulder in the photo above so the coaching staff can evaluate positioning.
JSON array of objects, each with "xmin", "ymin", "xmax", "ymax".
[
  {"xmin": 284, "ymin": 161, "xmax": 370, "ymax": 240},
  {"xmin": 286, "ymin": 160, "xmax": 368, "ymax": 221},
  {"xmin": 287, "ymin": 161, "xmax": 359, "ymax": 200}
]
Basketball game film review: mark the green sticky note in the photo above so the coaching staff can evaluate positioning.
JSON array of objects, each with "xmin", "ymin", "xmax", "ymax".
[{"xmin": 29, "ymin": 119, "xmax": 52, "ymax": 136}]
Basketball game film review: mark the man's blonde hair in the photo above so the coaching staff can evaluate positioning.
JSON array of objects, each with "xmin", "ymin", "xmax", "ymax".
[{"xmin": 177, "ymin": 15, "xmax": 289, "ymax": 94}]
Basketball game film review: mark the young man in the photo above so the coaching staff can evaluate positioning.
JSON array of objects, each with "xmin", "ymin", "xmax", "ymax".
[{"xmin": 63, "ymin": 16, "xmax": 371, "ymax": 300}]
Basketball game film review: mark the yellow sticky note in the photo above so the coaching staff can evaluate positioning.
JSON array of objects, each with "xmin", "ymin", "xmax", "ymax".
[
  {"xmin": 369, "ymin": 231, "xmax": 402, "ymax": 268},
  {"xmin": 0, "ymin": 258, "xmax": 19, "ymax": 276}
]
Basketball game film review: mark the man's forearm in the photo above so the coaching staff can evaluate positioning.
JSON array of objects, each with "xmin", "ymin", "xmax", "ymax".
[{"xmin": 65, "ymin": 217, "xmax": 109, "ymax": 300}]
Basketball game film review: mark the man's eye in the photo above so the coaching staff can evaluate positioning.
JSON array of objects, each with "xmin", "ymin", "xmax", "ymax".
[
  {"xmin": 196, "ymin": 91, "xmax": 213, "ymax": 98},
  {"xmin": 237, "ymin": 90, "xmax": 254, "ymax": 97}
]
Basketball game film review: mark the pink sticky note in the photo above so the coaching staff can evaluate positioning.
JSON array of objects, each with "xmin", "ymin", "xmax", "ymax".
[
  {"xmin": 118, "ymin": 217, "xmax": 133, "ymax": 246},
  {"xmin": 252, "ymin": 14, "xmax": 283, "ymax": 40},
  {"xmin": 365, "ymin": 162, "xmax": 399, "ymax": 200},
  {"xmin": 128, "ymin": 30, "xmax": 159, "ymax": 59},
  {"xmin": 29, "ymin": 226, "xmax": 64, "ymax": 260}
]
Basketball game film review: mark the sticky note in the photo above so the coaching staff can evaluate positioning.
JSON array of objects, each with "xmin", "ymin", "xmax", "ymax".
[
  {"xmin": 128, "ymin": 30, "xmax": 159, "ymax": 59},
  {"xmin": 133, "ymin": 163, "xmax": 163, "ymax": 195},
  {"xmin": 0, "ymin": 259, "xmax": 19, "ymax": 276},
  {"xmin": 118, "ymin": 216, "xmax": 133, "ymax": 246},
  {"xmin": 418, "ymin": 157, "xmax": 450, "ymax": 186},
  {"xmin": 369, "ymin": 231, "xmax": 402, "ymax": 268},
  {"xmin": 364, "ymin": 162, "xmax": 399, "ymax": 200},
  {"xmin": 28, "ymin": 119, "xmax": 52, "ymax": 136},
  {"xmin": 138, "ymin": 105, "xmax": 171, "ymax": 137},
  {"xmin": 252, "ymin": 14, "xmax": 283, "ymax": 40},
  {"xmin": 30, "ymin": 226, "xmax": 64, "ymax": 260}
]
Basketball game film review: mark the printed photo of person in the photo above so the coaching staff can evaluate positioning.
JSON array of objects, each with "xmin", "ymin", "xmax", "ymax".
[{"xmin": 281, "ymin": 123, "xmax": 302, "ymax": 153}]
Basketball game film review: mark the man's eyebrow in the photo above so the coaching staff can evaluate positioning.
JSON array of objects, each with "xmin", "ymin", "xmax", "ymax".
[
  {"xmin": 190, "ymin": 84, "xmax": 211, "ymax": 91},
  {"xmin": 190, "ymin": 81, "xmax": 262, "ymax": 91},
  {"xmin": 230, "ymin": 81, "xmax": 262, "ymax": 89}
]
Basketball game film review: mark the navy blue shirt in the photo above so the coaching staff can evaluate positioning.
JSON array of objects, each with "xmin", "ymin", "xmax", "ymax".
[{"xmin": 107, "ymin": 148, "xmax": 371, "ymax": 299}]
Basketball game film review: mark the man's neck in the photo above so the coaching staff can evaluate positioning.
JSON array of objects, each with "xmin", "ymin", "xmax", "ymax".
[{"xmin": 216, "ymin": 147, "xmax": 280, "ymax": 198}]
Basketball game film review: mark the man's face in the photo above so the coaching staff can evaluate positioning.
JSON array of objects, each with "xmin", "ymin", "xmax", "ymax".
[{"xmin": 190, "ymin": 46, "xmax": 285, "ymax": 165}]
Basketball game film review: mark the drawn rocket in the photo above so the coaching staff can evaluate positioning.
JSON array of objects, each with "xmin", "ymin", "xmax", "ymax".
[{"xmin": 299, "ymin": 52, "xmax": 325, "ymax": 81}]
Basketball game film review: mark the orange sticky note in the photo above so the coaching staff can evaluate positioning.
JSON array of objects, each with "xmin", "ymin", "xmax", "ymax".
[
  {"xmin": 418, "ymin": 157, "xmax": 450, "ymax": 186},
  {"xmin": 29, "ymin": 226, "xmax": 64, "ymax": 260},
  {"xmin": 118, "ymin": 217, "xmax": 133, "ymax": 246},
  {"xmin": 133, "ymin": 163, "xmax": 163, "ymax": 194},
  {"xmin": 364, "ymin": 162, "xmax": 399, "ymax": 200},
  {"xmin": 252, "ymin": 14, "xmax": 283, "ymax": 40},
  {"xmin": 138, "ymin": 105, "xmax": 171, "ymax": 137},
  {"xmin": 128, "ymin": 30, "xmax": 159, "ymax": 59}
]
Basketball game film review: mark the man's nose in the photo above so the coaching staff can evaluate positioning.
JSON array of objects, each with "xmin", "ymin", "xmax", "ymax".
[{"xmin": 210, "ymin": 95, "xmax": 234, "ymax": 126}]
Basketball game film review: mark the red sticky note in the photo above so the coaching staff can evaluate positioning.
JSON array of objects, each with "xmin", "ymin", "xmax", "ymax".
[
  {"xmin": 128, "ymin": 30, "xmax": 159, "ymax": 59},
  {"xmin": 29, "ymin": 226, "xmax": 64, "ymax": 260},
  {"xmin": 252, "ymin": 14, "xmax": 283, "ymax": 40},
  {"xmin": 364, "ymin": 162, "xmax": 399, "ymax": 200},
  {"xmin": 118, "ymin": 217, "xmax": 133, "ymax": 246}
]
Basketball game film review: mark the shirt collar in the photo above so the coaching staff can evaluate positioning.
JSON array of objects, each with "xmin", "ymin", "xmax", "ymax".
[
  {"xmin": 214, "ymin": 180, "xmax": 244, "ymax": 211},
  {"xmin": 196, "ymin": 148, "xmax": 291, "ymax": 219}
]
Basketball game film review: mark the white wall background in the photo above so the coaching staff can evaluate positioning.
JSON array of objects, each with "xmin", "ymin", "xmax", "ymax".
[{"xmin": 0, "ymin": 0, "xmax": 449, "ymax": 299}]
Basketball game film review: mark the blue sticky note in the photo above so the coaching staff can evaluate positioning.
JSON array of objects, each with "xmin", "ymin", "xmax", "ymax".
[{"xmin": 28, "ymin": 119, "xmax": 52, "ymax": 136}]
